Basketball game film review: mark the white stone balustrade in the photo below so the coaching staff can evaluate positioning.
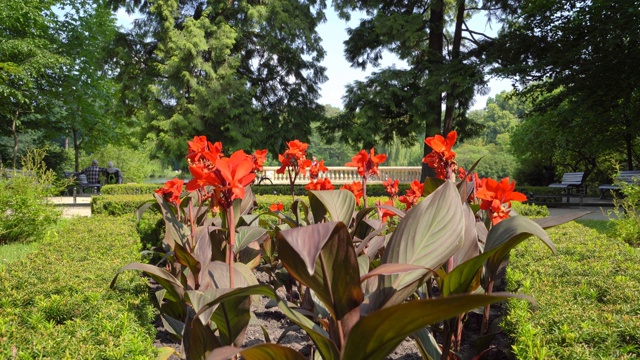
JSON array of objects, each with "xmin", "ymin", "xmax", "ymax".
[{"xmin": 258, "ymin": 166, "xmax": 422, "ymax": 185}]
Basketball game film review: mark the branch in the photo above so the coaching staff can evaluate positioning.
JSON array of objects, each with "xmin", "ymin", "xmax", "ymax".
[
  {"xmin": 464, "ymin": 7, "xmax": 502, "ymax": 11},
  {"xmin": 462, "ymin": 37, "xmax": 481, "ymax": 47},
  {"xmin": 463, "ymin": 20, "xmax": 495, "ymax": 40}
]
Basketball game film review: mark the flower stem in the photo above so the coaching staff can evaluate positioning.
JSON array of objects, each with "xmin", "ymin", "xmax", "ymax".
[{"xmin": 226, "ymin": 206, "xmax": 236, "ymax": 288}]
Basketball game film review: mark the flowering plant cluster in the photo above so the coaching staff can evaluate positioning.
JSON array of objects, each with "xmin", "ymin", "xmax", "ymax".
[{"xmin": 112, "ymin": 133, "xmax": 585, "ymax": 360}]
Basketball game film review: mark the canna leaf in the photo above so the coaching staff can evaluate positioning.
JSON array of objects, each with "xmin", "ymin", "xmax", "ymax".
[
  {"xmin": 342, "ymin": 293, "xmax": 519, "ymax": 360},
  {"xmin": 484, "ymin": 215, "xmax": 554, "ymax": 276},
  {"xmin": 277, "ymin": 222, "xmax": 363, "ymax": 321},
  {"xmin": 533, "ymin": 211, "xmax": 590, "ymax": 229},
  {"xmin": 235, "ymin": 226, "xmax": 268, "ymax": 254},
  {"xmin": 207, "ymin": 343, "xmax": 306, "ymax": 360},
  {"xmin": 309, "ymin": 189, "xmax": 356, "ymax": 225},
  {"xmin": 111, "ymin": 262, "xmax": 184, "ymax": 302}
]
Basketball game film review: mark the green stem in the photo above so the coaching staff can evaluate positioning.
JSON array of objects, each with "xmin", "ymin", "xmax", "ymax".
[
  {"xmin": 481, "ymin": 277, "xmax": 495, "ymax": 334},
  {"xmin": 226, "ymin": 206, "xmax": 236, "ymax": 288}
]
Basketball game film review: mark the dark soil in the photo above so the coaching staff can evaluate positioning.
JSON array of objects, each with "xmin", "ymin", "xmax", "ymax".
[{"xmin": 152, "ymin": 267, "xmax": 514, "ymax": 360}]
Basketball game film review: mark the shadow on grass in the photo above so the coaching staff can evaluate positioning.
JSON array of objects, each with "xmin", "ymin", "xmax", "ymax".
[{"xmin": 576, "ymin": 219, "xmax": 613, "ymax": 235}]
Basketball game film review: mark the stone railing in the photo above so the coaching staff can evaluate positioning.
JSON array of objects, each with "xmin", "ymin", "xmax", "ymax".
[{"xmin": 258, "ymin": 166, "xmax": 422, "ymax": 185}]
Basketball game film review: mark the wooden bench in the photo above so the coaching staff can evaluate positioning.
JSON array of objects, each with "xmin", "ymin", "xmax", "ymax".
[
  {"xmin": 598, "ymin": 170, "xmax": 640, "ymax": 198},
  {"xmin": 64, "ymin": 172, "xmax": 101, "ymax": 194},
  {"xmin": 548, "ymin": 172, "xmax": 585, "ymax": 204}
]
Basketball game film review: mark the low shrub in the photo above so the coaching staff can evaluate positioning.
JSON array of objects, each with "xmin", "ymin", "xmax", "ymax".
[
  {"xmin": 0, "ymin": 149, "xmax": 68, "ymax": 244},
  {"xmin": 504, "ymin": 222, "xmax": 640, "ymax": 358},
  {"xmin": 512, "ymin": 201, "xmax": 549, "ymax": 218},
  {"xmin": 250, "ymin": 183, "xmax": 411, "ymax": 197},
  {"xmin": 102, "ymin": 183, "xmax": 161, "ymax": 195},
  {"xmin": 0, "ymin": 216, "xmax": 157, "ymax": 359},
  {"xmin": 607, "ymin": 181, "xmax": 640, "ymax": 246},
  {"xmin": 92, "ymin": 194, "xmax": 153, "ymax": 216}
]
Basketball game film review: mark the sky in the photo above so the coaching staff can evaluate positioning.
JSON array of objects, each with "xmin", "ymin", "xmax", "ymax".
[{"xmin": 116, "ymin": 7, "xmax": 511, "ymax": 111}]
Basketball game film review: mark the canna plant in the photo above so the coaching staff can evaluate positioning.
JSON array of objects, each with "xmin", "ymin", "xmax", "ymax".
[
  {"xmin": 345, "ymin": 147, "xmax": 387, "ymax": 208},
  {"xmin": 277, "ymin": 140, "xmax": 312, "ymax": 199},
  {"xmin": 112, "ymin": 137, "xmax": 270, "ymax": 359}
]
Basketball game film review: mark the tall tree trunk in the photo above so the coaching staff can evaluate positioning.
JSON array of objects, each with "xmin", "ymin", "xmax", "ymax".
[
  {"xmin": 73, "ymin": 128, "xmax": 80, "ymax": 172},
  {"xmin": 421, "ymin": 0, "xmax": 445, "ymax": 181},
  {"xmin": 12, "ymin": 110, "xmax": 19, "ymax": 170},
  {"xmin": 443, "ymin": 1, "xmax": 465, "ymax": 134}
]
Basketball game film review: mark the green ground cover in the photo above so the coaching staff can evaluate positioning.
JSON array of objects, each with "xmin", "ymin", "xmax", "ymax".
[
  {"xmin": 0, "ymin": 216, "xmax": 157, "ymax": 359},
  {"xmin": 505, "ymin": 220, "xmax": 640, "ymax": 359}
]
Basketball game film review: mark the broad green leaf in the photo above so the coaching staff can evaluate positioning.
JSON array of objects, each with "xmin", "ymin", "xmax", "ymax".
[
  {"xmin": 443, "ymin": 247, "xmax": 499, "ymax": 296},
  {"xmin": 187, "ymin": 289, "xmax": 229, "ymax": 326},
  {"xmin": 422, "ymin": 177, "xmax": 445, "ymax": 196},
  {"xmin": 361, "ymin": 263, "xmax": 432, "ymax": 283},
  {"xmin": 111, "ymin": 262, "xmax": 184, "ymax": 302},
  {"xmin": 309, "ymin": 189, "xmax": 356, "ymax": 225},
  {"xmin": 342, "ymin": 293, "xmax": 516, "ymax": 360},
  {"xmin": 375, "ymin": 181, "xmax": 464, "ymax": 309},
  {"xmin": 278, "ymin": 222, "xmax": 363, "ymax": 320},
  {"xmin": 193, "ymin": 226, "xmax": 216, "ymax": 272},
  {"xmin": 357, "ymin": 255, "xmax": 370, "ymax": 280},
  {"xmin": 484, "ymin": 215, "xmax": 555, "ymax": 275},
  {"xmin": 235, "ymin": 226, "xmax": 268, "ymax": 253},
  {"xmin": 451, "ymin": 204, "xmax": 481, "ymax": 267},
  {"xmin": 136, "ymin": 200, "xmax": 158, "ymax": 222},
  {"xmin": 207, "ymin": 344, "xmax": 306, "ymax": 360}
]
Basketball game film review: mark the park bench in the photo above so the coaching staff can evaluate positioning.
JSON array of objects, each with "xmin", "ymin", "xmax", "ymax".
[
  {"xmin": 548, "ymin": 171, "xmax": 586, "ymax": 204},
  {"xmin": 597, "ymin": 170, "xmax": 640, "ymax": 199},
  {"xmin": 64, "ymin": 172, "xmax": 101, "ymax": 194}
]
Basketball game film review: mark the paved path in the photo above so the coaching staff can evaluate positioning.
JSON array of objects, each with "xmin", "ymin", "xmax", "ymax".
[{"xmin": 50, "ymin": 196, "xmax": 92, "ymax": 218}]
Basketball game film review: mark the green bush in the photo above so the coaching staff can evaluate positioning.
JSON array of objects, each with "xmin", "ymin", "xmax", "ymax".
[
  {"xmin": 512, "ymin": 201, "xmax": 549, "ymax": 218},
  {"xmin": 0, "ymin": 216, "xmax": 157, "ymax": 359},
  {"xmin": 504, "ymin": 222, "xmax": 640, "ymax": 358},
  {"xmin": 0, "ymin": 149, "xmax": 68, "ymax": 244},
  {"xmin": 607, "ymin": 181, "xmax": 640, "ymax": 246},
  {"xmin": 92, "ymin": 194, "xmax": 154, "ymax": 216},
  {"xmin": 102, "ymin": 183, "xmax": 161, "ymax": 195},
  {"xmin": 250, "ymin": 183, "xmax": 411, "ymax": 197}
]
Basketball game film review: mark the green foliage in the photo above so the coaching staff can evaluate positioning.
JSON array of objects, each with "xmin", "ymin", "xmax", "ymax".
[
  {"xmin": 102, "ymin": 183, "xmax": 161, "ymax": 195},
  {"xmin": 504, "ymin": 221, "xmax": 640, "ymax": 358},
  {"xmin": 0, "ymin": 149, "xmax": 67, "ymax": 244},
  {"xmin": 607, "ymin": 180, "xmax": 640, "ymax": 246},
  {"xmin": 77, "ymin": 144, "xmax": 174, "ymax": 183},
  {"xmin": 456, "ymin": 140, "xmax": 517, "ymax": 180},
  {"xmin": 0, "ymin": 216, "xmax": 157, "ymax": 359},
  {"xmin": 512, "ymin": 202, "xmax": 549, "ymax": 218},
  {"xmin": 91, "ymin": 194, "xmax": 153, "ymax": 216}
]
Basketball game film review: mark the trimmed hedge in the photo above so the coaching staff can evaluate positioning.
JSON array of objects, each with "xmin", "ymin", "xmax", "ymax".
[
  {"xmin": 0, "ymin": 216, "xmax": 157, "ymax": 359},
  {"xmin": 504, "ymin": 221, "xmax": 640, "ymax": 359},
  {"xmin": 92, "ymin": 194, "xmax": 154, "ymax": 216},
  {"xmin": 102, "ymin": 183, "xmax": 161, "ymax": 195}
]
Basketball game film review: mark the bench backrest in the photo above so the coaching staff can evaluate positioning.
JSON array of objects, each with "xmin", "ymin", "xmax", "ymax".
[
  {"xmin": 617, "ymin": 170, "xmax": 640, "ymax": 184},
  {"xmin": 560, "ymin": 172, "xmax": 585, "ymax": 185}
]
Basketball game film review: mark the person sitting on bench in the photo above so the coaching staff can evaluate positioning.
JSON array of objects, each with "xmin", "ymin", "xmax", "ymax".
[
  {"xmin": 80, "ymin": 160, "xmax": 106, "ymax": 184},
  {"xmin": 106, "ymin": 161, "xmax": 123, "ymax": 184}
]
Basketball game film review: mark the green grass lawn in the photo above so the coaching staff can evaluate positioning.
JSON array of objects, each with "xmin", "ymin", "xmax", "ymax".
[
  {"xmin": 0, "ymin": 242, "xmax": 38, "ymax": 271},
  {"xmin": 505, "ymin": 219, "xmax": 640, "ymax": 359}
]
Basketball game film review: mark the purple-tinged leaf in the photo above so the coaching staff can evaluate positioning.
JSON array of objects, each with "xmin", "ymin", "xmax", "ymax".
[
  {"xmin": 111, "ymin": 262, "xmax": 184, "ymax": 302},
  {"xmin": 183, "ymin": 313, "xmax": 220, "ymax": 360},
  {"xmin": 361, "ymin": 263, "xmax": 433, "ymax": 283},
  {"xmin": 533, "ymin": 211, "xmax": 590, "ymax": 229},
  {"xmin": 235, "ymin": 226, "xmax": 268, "ymax": 254},
  {"xmin": 278, "ymin": 222, "xmax": 363, "ymax": 321},
  {"xmin": 342, "ymin": 293, "xmax": 524, "ymax": 360},
  {"xmin": 422, "ymin": 177, "xmax": 445, "ymax": 196},
  {"xmin": 174, "ymin": 242, "xmax": 201, "ymax": 288},
  {"xmin": 373, "ymin": 181, "xmax": 464, "ymax": 310},
  {"xmin": 154, "ymin": 193, "xmax": 190, "ymax": 247},
  {"xmin": 210, "ymin": 294, "xmax": 252, "ymax": 346},
  {"xmin": 451, "ymin": 204, "xmax": 481, "ymax": 268}
]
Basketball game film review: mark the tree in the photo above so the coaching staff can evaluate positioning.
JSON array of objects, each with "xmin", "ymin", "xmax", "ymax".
[
  {"xmin": 0, "ymin": 0, "xmax": 66, "ymax": 168},
  {"xmin": 320, "ymin": 0, "xmax": 513, "ymax": 180},
  {"xmin": 469, "ymin": 90, "xmax": 527, "ymax": 145},
  {"xmin": 48, "ymin": 1, "xmax": 122, "ymax": 171},
  {"xmin": 111, "ymin": 0, "xmax": 328, "ymax": 168},
  {"xmin": 490, "ymin": 0, "xmax": 640, "ymax": 172}
]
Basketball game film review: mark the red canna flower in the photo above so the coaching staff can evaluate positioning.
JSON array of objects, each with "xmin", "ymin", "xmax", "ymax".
[
  {"xmin": 376, "ymin": 199, "xmax": 397, "ymax": 223},
  {"xmin": 276, "ymin": 140, "xmax": 311, "ymax": 175},
  {"xmin": 476, "ymin": 177, "xmax": 527, "ymax": 225},
  {"xmin": 345, "ymin": 148, "xmax": 387, "ymax": 179},
  {"xmin": 305, "ymin": 178, "xmax": 335, "ymax": 191},
  {"xmin": 383, "ymin": 178, "xmax": 399, "ymax": 199},
  {"xmin": 156, "ymin": 178, "xmax": 184, "ymax": 205},
  {"xmin": 308, "ymin": 159, "xmax": 328, "ymax": 180},
  {"xmin": 187, "ymin": 136, "xmax": 222, "ymax": 164},
  {"xmin": 398, "ymin": 180, "xmax": 424, "ymax": 210},
  {"xmin": 422, "ymin": 131, "xmax": 459, "ymax": 180},
  {"xmin": 252, "ymin": 149, "xmax": 268, "ymax": 171},
  {"xmin": 269, "ymin": 202, "xmax": 284, "ymax": 212},
  {"xmin": 341, "ymin": 181, "xmax": 364, "ymax": 206}
]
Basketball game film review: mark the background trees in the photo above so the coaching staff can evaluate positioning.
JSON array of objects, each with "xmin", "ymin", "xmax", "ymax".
[
  {"xmin": 111, "ymin": 0, "xmax": 328, "ymax": 167},
  {"xmin": 490, "ymin": 0, "xmax": 640, "ymax": 182}
]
